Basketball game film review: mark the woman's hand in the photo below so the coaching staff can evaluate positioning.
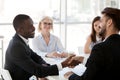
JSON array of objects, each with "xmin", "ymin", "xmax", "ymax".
[
  {"xmin": 46, "ymin": 52, "xmax": 61, "ymax": 58},
  {"xmin": 60, "ymin": 52, "xmax": 68, "ymax": 58}
]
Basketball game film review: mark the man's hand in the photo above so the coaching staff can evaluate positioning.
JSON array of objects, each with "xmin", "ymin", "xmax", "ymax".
[
  {"xmin": 64, "ymin": 71, "xmax": 74, "ymax": 79},
  {"xmin": 61, "ymin": 55, "xmax": 75, "ymax": 68},
  {"xmin": 68, "ymin": 56, "xmax": 84, "ymax": 68}
]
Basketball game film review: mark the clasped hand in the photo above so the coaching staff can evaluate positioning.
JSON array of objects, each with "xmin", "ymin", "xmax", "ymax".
[{"xmin": 61, "ymin": 55, "xmax": 84, "ymax": 68}]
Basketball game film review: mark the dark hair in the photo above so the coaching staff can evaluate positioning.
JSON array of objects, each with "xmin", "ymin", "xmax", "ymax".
[
  {"xmin": 90, "ymin": 16, "xmax": 100, "ymax": 42},
  {"xmin": 13, "ymin": 14, "xmax": 30, "ymax": 31},
  {"xmin": 101, "ymin": 7, "xmax": 120, "ymax": 30}
]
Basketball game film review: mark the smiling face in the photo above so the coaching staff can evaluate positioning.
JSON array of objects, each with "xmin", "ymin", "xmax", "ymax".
[
  {"xmin": 93, "ymin": 20, "xmax": 101, "ymax": 34},
  {"xmin": 19, "ymin": 18, "xmax": 35, "ymax": 39},
  {"xmin": 99, "ymin": 14, "xmax": 109, "ymax": 38},
  {"xmin": 39, "ymin": 17, "xmax": 53, "ymax": 33}
]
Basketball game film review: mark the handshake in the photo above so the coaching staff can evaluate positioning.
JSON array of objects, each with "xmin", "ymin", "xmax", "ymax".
[{"xmin": 61, "ymin": 54, "xmax": 84, "ymax": 68}]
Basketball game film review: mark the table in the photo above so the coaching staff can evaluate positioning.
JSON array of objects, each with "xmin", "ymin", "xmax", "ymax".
[
  {"xmin": 43, "ymin": 57, "xmax": 68, "ymax": 80},
  {"xmin": 29, "ymin": 57, "xmax": 68, "ymax": 80},
  {"xmin": 42, "ymin": 54, "xmax": 89, "ymax": 80}
]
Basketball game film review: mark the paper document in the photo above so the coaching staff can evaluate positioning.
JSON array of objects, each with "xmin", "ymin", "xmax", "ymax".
[{"xmin": 71, "ymin": 64, "xmax": 86, "ymax": 76}]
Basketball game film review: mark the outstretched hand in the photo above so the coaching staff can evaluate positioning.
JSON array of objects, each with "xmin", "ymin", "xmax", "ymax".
[
  {"xmin": 61, "ymin": 55, "xmax": 84, "ymax": 68},
  {"xmin": 61, "ymin": 54, "xmax": 76, "ymax": 68},
  {"xmin": 68, "ymin": 56, "xmax": 84, "ymax": 68}
]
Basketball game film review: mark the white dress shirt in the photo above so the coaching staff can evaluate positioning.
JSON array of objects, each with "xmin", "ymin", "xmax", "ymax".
[{"xmin": 18, "ymin": 34, "xmax": 29, "ymax": 46}]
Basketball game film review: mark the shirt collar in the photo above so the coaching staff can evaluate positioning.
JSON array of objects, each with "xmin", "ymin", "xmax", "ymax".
[
  {"xmin": 18, "ymin": 34, "xmax": 29, "ymax": 46},
  {"xmin": 39, "ymin": 33, "xmax": 43, "ymax": 39},
  {"xmin": 40, "ymin": 33, "xmax": 52, "ymax": 39}
]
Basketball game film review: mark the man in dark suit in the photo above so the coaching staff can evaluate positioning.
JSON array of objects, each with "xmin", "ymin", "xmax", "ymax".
[
  {"xmin": 4, "ymin": 14, "xmax": 81, "ymax": 80},
  {"xmin": 64, "ymin": 7, "xmax": 120, "ymax": 80}
]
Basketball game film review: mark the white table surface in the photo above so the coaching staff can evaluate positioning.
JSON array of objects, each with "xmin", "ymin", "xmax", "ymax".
[
  {"xmin": 42, "ymin": 54, "xmax": 89, "ymax": 80},
  {"xmin": 43, "ymin": 57, "xmax": 68, "ymax": 80}
]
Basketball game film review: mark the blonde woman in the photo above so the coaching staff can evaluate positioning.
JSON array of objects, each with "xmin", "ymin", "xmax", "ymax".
[{"xmin": 32, "ymin": 16, "xmax": 68, "ymax": 58}]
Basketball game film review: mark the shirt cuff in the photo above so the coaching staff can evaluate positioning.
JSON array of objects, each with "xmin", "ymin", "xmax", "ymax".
[{"xmin": 56, "ymin": 63, "xmax": 63, "ymax": 71}]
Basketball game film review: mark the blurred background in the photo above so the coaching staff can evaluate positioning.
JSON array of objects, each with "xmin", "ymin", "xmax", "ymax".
[{"xmin": 0, "ymin": 0, "xmax": 120, "ymax": 68}]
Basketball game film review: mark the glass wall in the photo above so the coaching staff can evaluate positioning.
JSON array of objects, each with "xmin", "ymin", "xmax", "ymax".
[{"xmin": 0, "ymin": 0, "xmax": 120, "ymax": 68}]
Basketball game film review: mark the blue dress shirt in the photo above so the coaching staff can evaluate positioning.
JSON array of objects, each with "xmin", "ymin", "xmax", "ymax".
[{"xmin": 31, "ymin": 33, "xmax": 66, "ymax": 57}]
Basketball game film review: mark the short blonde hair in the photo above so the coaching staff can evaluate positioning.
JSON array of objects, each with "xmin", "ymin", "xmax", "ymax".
[{"xmin": 38, "ymin": 16, "xmax": 53, "ymax": 32}]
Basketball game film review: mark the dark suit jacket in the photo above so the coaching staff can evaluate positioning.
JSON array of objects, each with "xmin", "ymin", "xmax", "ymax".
[
  {"xmin": 4, "ymin": 34, "xmax": 59, "ymax": 80},
  {"xmin": 69, "ymin": 34, "xmax": 120, "ymax": 80}
]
